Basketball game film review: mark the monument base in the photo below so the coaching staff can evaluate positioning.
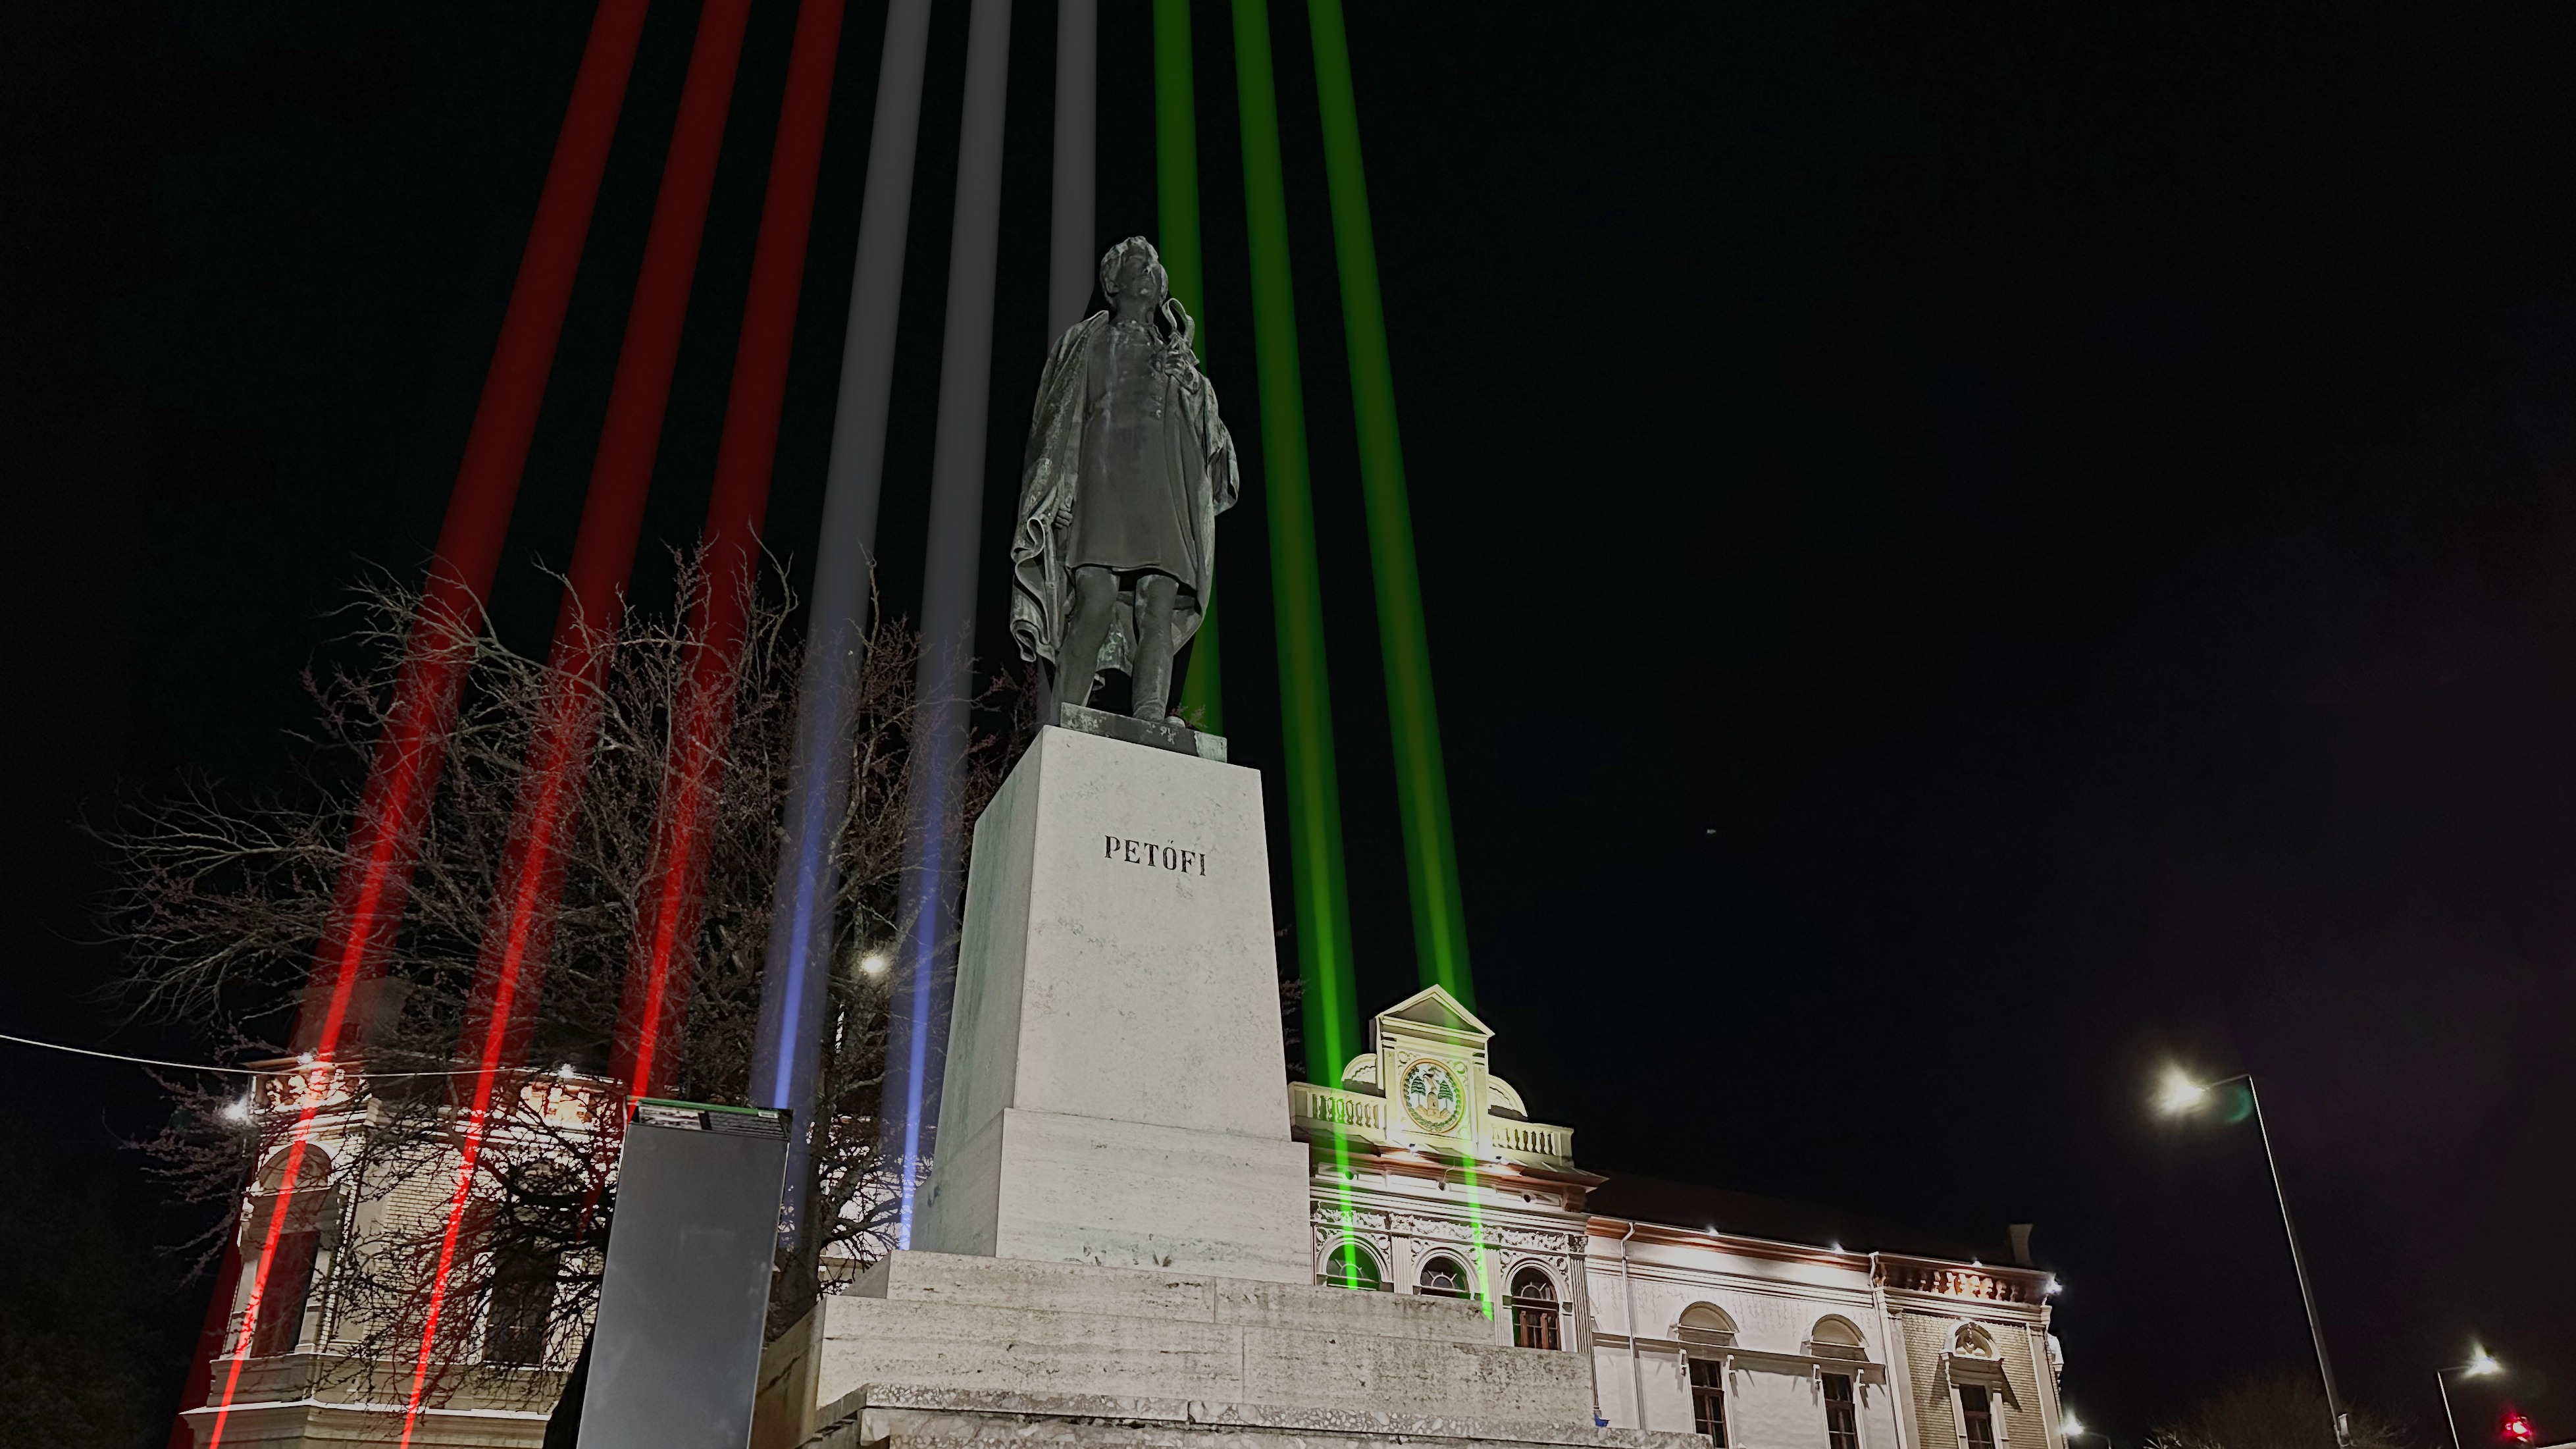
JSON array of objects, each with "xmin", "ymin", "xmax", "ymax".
[
  {"xmin": 912, "ymin": 725, "xmax": 1307, "ymax": 1284},
  {"xmin": 777, "ymin": 1251, "xmax": 1695, "ymax": 1449},
  {"xmin": 919, "ymin": 1106, "xmax": 1312, "ymax": 1277},
  {"xmin": 1052, "ymin": 701, "xmax": 1228, "ymax": 760},
  {"xmin": 807, "ymin": 1384, "xmax": 1698, "ymax": 1449}
]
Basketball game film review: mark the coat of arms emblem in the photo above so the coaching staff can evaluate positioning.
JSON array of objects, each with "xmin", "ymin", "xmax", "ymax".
[{"xmin": 1399, "ymin": 1058, "xmax": 1464, "ymax": 1134}]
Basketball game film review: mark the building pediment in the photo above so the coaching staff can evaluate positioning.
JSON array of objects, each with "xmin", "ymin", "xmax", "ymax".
[
  {"xmin": 1291, "ymin": 986, "xmax": 1575, "ymax": 1171},
  {"xmin": 1378, "ymin": 984, "xmax": 1495, "ymax": 1041}
]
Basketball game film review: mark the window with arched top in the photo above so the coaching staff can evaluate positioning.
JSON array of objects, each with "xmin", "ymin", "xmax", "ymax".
[
  {"xmin": 1809, "ymin": 1314, "xmax": 1867, "ymax": 1362},
  {"xmin": 1677, "ymin": 1302, "xmax": 1738, "ymax": 1443},
  {"xmin": 1417, "ymin": 1254, "xmax": 1473, "ymax": 1299},
  {"xmin": 1678, "ymin": 1301, "xmax": 1739, "ymax": 1347},
  {"xmin": 1321, "ymin": 1241, "xmax": 1385, "ymax": 1292},
  {"xmin": 1809, "ymin": 1315, "xmax": 1868, "ymax": 1449},
  {"xmin": 1508, "ymin": 1267, "xmax": 1559, "ymax": 1349},
  {"xmin": 241, "ymin": 1147, "xmax": 337, "ymax": 1357}
]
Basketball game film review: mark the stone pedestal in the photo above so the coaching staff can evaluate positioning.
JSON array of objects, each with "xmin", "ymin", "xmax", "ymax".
[
  {"xmin": 801, "ymin": 733, "xmax": 1695, "ymax": 1449},
  {"xmin": 913, "ymin": 725, "xmax": 1310, "ymax": 1282}
]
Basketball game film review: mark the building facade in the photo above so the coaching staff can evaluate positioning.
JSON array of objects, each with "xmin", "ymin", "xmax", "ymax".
[
  {"xmin": 1289, "ymin": 988, "xmax": 2069, "ymax": 1449},
  {"xmin": 193, "ymin": 987, "xmax": 2069, "ymax": 1449},
  {"xmin": 182, "ymin": 1059, "xmax": 603, "ymax": 1448}
]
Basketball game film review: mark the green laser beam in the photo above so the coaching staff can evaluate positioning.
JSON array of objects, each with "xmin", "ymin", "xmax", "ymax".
[
  {"xmin": 1306, "ymin": 0, "xmax": 1472, "ymax": 1011},
  {"xmin": 1233, "ymin": 0, "xmax": 1358, "ymax": 1084}
]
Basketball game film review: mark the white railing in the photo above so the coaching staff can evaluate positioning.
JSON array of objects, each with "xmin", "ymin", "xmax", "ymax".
[
  {"xmin": 1291, "ymin": 1082, "xmax": 1385, "ymax": 1132},
  {"xmin": 1490, "ymin": 1119, "xmax": 1575, "ymax": 1160}
]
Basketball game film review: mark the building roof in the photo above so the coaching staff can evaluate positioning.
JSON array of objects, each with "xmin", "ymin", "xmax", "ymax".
[{"xmin": 1584, "ymin": 1169, "xmax": 2003, "ymax": 1265}]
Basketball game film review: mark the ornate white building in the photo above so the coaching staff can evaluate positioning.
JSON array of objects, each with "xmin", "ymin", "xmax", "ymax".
[
  {"xmin": 191, "ymin": 985, "xmax": 2071, "ymax": 1449},
  {"xmin": 1289, "ymin": 988, "xmax": 2069, "ymax": 1449},
  {"xmin": 182, "ymin": 1057, "xmax": 604, "ymax": 1448}
]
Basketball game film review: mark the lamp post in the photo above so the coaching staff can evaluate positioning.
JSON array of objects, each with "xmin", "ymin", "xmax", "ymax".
[
  {"xmin": 2063, "ymin": 1411, "xmax": 2113, "ymax": 1449},
  {"xmin": 2155, "ymin": 1070, "xmax": 2348, "ymax": 1448},
  {"xmin": 2436, "ymin": 1349, "xmax": 2504, "ymax": 1449}
]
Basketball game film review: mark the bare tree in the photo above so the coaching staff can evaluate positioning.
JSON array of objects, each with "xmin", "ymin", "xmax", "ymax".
[
  {"xmin": 2145, "ymin": 1373, "xmax": 2418, "ymax": 1449},
  {"xmin": 103, "ymin": 560, "xmax": 1020, "ymax": 1409}
]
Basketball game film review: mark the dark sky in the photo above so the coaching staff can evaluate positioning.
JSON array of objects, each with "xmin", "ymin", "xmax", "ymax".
[{"xmin": 6, "ymin": 3, "xmax": 2573, "ymax": 1445}]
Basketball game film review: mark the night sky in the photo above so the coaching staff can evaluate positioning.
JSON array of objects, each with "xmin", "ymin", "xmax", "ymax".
[{"xmin": 6, "ymin": 3, "xmax": 2573, "ymax": 1445}]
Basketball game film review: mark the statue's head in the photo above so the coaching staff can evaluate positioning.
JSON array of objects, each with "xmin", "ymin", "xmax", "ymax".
[{"xmin": 1100, "ymin": 236, "xmax": 1168, "ymax": 310}]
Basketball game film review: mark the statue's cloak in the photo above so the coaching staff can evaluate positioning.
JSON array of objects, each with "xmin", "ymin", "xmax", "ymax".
[{"xmin": 1009, "ymin": 302, "xmax": 1239, "ymax": 677}]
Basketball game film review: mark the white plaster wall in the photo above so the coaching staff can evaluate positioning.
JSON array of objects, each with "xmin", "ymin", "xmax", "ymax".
[{"xmin": 1584, "ymin": 1232, "xmax": 1892, "ymax": 1449}]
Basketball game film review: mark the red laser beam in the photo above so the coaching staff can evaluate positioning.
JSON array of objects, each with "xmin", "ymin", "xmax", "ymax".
[
  {"xmin": 191, "ymin": 5, "xmax": 648, "ymax": 1445},
  {"xmin": 442, "ymin": 0, "xmax": 752, "ymax": 1138},
  {"xmin": 613, "ymin": 0, "xmax": 844, "ymax": 1097},
  {"xmin": 394, "ymin": 5, "xmax": 754, "ymax": 1442}
]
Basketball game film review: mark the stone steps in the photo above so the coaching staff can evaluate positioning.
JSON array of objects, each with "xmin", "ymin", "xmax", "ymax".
[
  {"xmin": 815, "ymin": 1253, "xmax": 1596, "ymax": 1429},
  {"xmin": 805, "ymin": 1384, "xmax": 1710, "ymax": 1449}
]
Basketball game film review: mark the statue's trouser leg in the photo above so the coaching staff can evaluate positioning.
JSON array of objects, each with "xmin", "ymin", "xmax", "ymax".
[
  {"xmin": 1055, "ymin": 566, "xmax": 1120, "ymax": 710},
  {"xmin": 1130, "ymin": 571, "xmax": 1180, "ymax": 720}
]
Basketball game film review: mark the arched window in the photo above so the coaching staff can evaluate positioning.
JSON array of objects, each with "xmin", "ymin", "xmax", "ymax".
[
  {"xmin": 1811, "ymin": 1315, "xmax": 1867, "ymax": 1449},
  {"xmin": 1508, "ymin": 1267, "xmax": 1559, "ymax": 1349},
  {"xmin": 242, "ymin": 1147, "xmax": 336, "ymax": 1357},
  {"xmin": 1810, "ymin": 1314, "xmax": 1867, "ymax": 1362},
  {"xmin": 1678, "ymin": 1301, "xmax": 1739, "ymax": 1348},
  {"xmin": 1417, "ymin": 1253, "xmax": 1473, "ymax": 1299},
  {"xmin": 1321, "ymin": 1241, "xmax": 1385, "ymax": 1292},
  {"xmin": 1677, "ymin": 1304, "xmax": 1737, "ymax": 1446}
]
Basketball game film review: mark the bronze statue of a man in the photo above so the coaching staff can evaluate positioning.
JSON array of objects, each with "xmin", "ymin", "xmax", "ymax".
[{"xmin": 1009, "ymin": 237, "xmax": 1239, "ymax": 725}]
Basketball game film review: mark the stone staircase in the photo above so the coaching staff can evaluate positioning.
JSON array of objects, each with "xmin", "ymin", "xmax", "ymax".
[{"xmin": 766, "ymin": 1251, "xmax": 1701, "ymax": 1449}]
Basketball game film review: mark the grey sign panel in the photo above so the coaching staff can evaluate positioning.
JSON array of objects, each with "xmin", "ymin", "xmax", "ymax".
[{"xmin": 579, "ymin": 1099, "xmax": 789, "ymax": 1449}]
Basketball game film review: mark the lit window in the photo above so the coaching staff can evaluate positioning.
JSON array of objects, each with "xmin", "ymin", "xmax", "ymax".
[
  {"xmin": 1690, "ymin": 1358, "xmax": 1728, "ymax": 1446},
  {"xmin": 1509, "ymin": 1267, "xmax": 1559, "ymax": 1349},
  {"xmin": 1961, "ymin": 1384, "xmax": 1996, "ymax": 1449},
  {"xmin": 1418, "ymin": 1254, "xmax": 1473, "ymax": 1299},
  {"xmin": 1824, "ymin": 1373, "xmax": 1861, "ymax": 1449},
  {"xmin": 1322, "ymin": 1242, "xmax": 1385, "ymax": 1292}
]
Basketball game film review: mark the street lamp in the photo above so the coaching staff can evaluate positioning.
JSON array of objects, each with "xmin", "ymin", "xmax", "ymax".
[
  {"xmin": 2156, "ymin": 1070, "xmax": 2349, "ymax": 1448},
  {"xmin": 2062, "ymin": 1411, "xmax": 2112, "ymax": 1449},
  {"xmin": 2435, "ymin": 1348, "xmax": 2504, "ymax": 1449}
]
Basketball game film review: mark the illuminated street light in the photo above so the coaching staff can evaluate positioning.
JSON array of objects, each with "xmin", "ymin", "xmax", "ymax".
[
  {"xmin": 220, "ymin": 1097, "xmax": 253, "ymax": 1124},
  {"xmin": 2157, "ymin": 1068, "xmax": 2349, "ymax": 1448},
  {"xmin": 2437, "ymin": 1348, "xmax": 2506, "ymax": 1449},
  {"xmin": 858, "ymin": 952, "xmax": 890, "ymax": 978},
  {"xmin": 2061, "ymin": 1410, "xmax": 2111, "ymax": 1449},
  {"xmin": 2153, "ymin": 1069, "xmax": 2209, "ymax": 1115}
]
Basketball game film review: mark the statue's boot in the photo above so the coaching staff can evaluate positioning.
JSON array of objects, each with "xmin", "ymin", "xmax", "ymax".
[
  {"xmin": 1056, "ymin": 566, "xmax": 1120, "ymax": 718},
  {"xmin": 1131, "ymin": 573, "xmax": 1181, "ymax": 722}
]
